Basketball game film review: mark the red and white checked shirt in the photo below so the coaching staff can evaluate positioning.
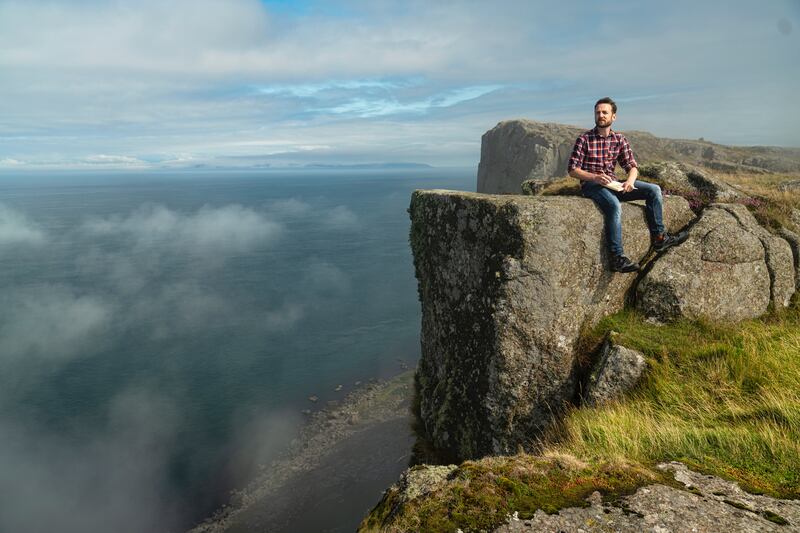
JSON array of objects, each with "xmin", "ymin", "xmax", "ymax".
[{"xmin": 567, "ymin": 127, "xmax": 638, "ymax": 179}]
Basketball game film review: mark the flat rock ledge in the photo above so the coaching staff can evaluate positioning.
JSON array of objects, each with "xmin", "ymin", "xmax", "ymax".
[
  {"xmin": 410, "ymin": 190, "xmax": 693, "ymax": 460},
  {"xmin": 495, "ymin": 462, "xmax": 800, "ymax": 533}
]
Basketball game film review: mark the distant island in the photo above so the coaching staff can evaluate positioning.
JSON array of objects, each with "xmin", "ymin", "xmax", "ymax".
[{"xmin": 303, "ymin": 162, "xmax": 434, "ymax": 169}]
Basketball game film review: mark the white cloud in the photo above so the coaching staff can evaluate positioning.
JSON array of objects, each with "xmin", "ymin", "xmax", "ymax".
[
  {"xmin": 0, "ymin": 286, "xmax": 112, "ymax": 362},
  {"xmin": 326, "ymin": 205, "xmax": 359, "ymax": 229},
  {"xmin": 0, "ymin": 1, "xmax": 798, "ymax": 166},
  {"xmin": 320, "ymin": 85, "xmax": 503, "ymax": 118},
  {"xmin": 0, "ymin": 387, "xmax": 182, "ymax": 532},
  {"xmin": 304, "ymin": 261, "xmax": 351, "ymax": 295},
  {"xmin": 83, "ymin": 204, "xmax": 283, "ymax": 254},
  {"xmin": 82, "ymin": 154, "xmax": 149, "ymax": 167},
  {"xmin": 264, "ymin": 301, "xmax": 305, "ymax": 332},
  {"xmin": 0, "ymin": 204, "xmax": 46, "ymax": 246}
]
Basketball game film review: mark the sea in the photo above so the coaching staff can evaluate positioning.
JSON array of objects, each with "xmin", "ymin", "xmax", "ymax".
[{"xmin": 0, "ymin": 168, "xmax": 474, "ymax": 532}]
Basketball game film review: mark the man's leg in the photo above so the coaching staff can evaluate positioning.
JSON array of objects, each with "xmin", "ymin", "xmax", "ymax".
[
  {"xmin": 581, "ymin": 182, "xmax": 624, "ymax": 256},
  {"xmin": 617, "ymin": 180, "xmax": 665, "ymax": 237},
  {"xmin": 618, "ymin": 181, "xmax": 688, "ymax": 251}
]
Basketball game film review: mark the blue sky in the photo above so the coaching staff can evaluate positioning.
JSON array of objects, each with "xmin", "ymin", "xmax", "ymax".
[{"xmin": 0, "ymin": 0, "xmax": 798, "ymax": 170}]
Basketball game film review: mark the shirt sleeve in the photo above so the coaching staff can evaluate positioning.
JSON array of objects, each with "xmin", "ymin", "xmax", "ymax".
[
  {"xmin": 567, "ymin": 136, "xmax": 586, "ymax": 173},
  {"xmin": 617, "ymin": 135, "xmax": 638, "ymax": 172}
]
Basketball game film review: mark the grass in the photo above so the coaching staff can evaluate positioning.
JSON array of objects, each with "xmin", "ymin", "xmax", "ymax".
[
  {"xmin": 546, "ymin": 298, "xmax": 800, "ymax": 500},
  {"xmin": 359, "ymin": 454, "xmax": 668, "ymax": 532},
  {"xmin": 362, "ymin": 299, "xmax": 800, "ymax": 532},
  {"xmin": 718, "ymin": 172, "xmax": 800, "ymax": 232}
]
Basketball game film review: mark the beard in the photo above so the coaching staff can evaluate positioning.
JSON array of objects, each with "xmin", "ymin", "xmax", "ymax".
[{"xmin": 595, "ymin": 118, "xmax": 611, "ymax": 127}]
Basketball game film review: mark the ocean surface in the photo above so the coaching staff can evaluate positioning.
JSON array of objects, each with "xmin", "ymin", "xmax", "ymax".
[{"xmin": 0, "ymin": 168, "xmax": 474, "ymax": 532}]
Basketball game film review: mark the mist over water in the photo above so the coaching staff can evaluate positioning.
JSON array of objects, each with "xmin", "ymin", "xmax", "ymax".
[{"xmin": 0, "ymin": 169, "xmax": 473, "ymax": 532}]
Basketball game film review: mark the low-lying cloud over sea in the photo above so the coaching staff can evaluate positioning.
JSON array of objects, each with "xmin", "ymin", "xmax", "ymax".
[{"xmin": 0, "ymin": 169, "xmax": 473, "ymax": 532}]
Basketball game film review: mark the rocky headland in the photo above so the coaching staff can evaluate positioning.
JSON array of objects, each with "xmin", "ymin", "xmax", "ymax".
[{"xmin": 362, "ymin": 120, "xmax": 800, "ymax": 532}]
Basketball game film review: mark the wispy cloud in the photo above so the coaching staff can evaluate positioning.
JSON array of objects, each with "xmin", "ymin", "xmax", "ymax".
[
  {"xmin": 319, "ymin": 84, "xmax": 503, "ymax": 117},
  {"xmin": 0, "ymin": 0, "xmax": 797, "ymax": 166},
  {"xmin": 0, "ymin": 286, "xmax": 113, "ymax": 362},
  {"xmin": 0, "ymin": 387, "xmax": 182, "ymax": 532},
  {"xmin": 0, "ymin": 204, "xmax": 47, "ymax": 246},
  {"xmin": 82, "ymin": 204, "xmax": 283, "ymax": 255}
]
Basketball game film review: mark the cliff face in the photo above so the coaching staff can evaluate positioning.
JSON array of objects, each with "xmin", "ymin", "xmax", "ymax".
[
  {"xmin": 477, "ymin": 120, "xmax": 800, "ymax": 194},
  {"xmin": 410, "ymin": 190, "xmax": 796, "ymax": 461},
  {"xmin": 409, "ymin": 190, "xmax": 693, "ymax": 459}
]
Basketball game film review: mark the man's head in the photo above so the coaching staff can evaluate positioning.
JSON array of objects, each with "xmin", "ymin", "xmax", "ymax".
[{"xmin": 594, "ymin": 97, "xmax": 617, "ymax": 129}]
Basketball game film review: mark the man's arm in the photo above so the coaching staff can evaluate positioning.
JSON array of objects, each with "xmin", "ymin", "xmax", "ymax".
[
  {"xmin": 567, "ymin": 136, "xmax": 614, "ymax": 185},
  {"xmin": 569, "ymin": 167, "xmax": 614, "ymax": 185},
  {"xmin": 618, "ymin": 136, "xmax": 639, "ymax": 192}
]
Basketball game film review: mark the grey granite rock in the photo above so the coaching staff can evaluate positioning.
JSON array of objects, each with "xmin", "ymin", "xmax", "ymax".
[
  {"xmin": 409, "ymin": 191, "xmax": 693, "ymax": 459},
  {"xmin": 778, "ymin": 179, "xmax": 800, "ymax": 192},
  {"xmin": 496, "ymin": 462, "xmax": 800, "ymax": 532},
  {"xmin": 717, "ymin": 203, "xmax": 796, "ymax": 310},
  {"xmin": 638, "ymin": 161, "xmax": 746, "ymax": 202},
  {"xmin": 520, "ymin": 179, "xmax": 547, "ymax": 196},
  {"xmin": 779, "ymin": 227, "xmax": 800, "ymax": 290},
  {"xmin": 585, "ymin": 337, "xmax": 646, "ymax": 406},
  {"xmin": 636, "ymin": 206, "xmax": 774, "ymax": 322},
  {"xmin": 477, "ymin": 121, "xmax": 582, "ymax": 194}
]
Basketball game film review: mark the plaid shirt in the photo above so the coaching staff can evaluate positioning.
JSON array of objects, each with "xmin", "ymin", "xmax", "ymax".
[{"xmin": 567, "ymin": 127, "xmax": 637, "ymax": 179}]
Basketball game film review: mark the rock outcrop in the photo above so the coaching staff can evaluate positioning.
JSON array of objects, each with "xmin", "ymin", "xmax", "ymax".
[
  {"xmin": 636, "ymin": 206, "xmax": 772, "ymax": 322},
  {"xmin": 363, "ymin": 460, "xmax": 800, "ymax": 532},
  {"xmin": 637, "ymin": 203, "xmax": 795, "ymax": 322},
  {"xmin": 495, "ymin": 462, "xmax": 800, "ymax": 533},
  {"xmin": 409, "ymin": 190, "xmax": 693, "ymax": 459},
  {"xmin": 477, "ymin": 120, "xmax": 800, "ymax": 194},
  {"xmin": 638, "ymin": 161, "xmax": 746, "ymax": 202},
  {"xmin": 477, "ymin": 121, "xmax": 582, "ymax": 194},
  {"xmin": 779, "ymin": 227, "xmax": 800, "ymax": 289},
  {"xmin": 584, "ymin": 337, "xmax": 646, "ymax": 406}
]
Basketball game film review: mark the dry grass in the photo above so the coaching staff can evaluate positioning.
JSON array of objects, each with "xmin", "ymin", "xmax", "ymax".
[{"xmin": 545, "ymin": 300, "xmax": 800, "ymax": 499}]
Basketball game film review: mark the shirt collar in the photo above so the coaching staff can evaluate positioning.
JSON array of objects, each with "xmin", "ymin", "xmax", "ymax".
[{"xmin": 591, "ymin": 126, "xmax": 614, "ymax": 138}]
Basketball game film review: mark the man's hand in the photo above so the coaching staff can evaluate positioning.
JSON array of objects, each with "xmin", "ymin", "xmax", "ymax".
[
  {"xmin": 593, "ymin": 173, "xmax": 613, "ymax": 185},
  {"xmin": 622, "ymin": 178, "xmax": 636, "ymax": 193}
]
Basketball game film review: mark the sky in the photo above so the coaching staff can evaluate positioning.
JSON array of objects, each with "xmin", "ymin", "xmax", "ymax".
[{"xmin": 1, "ymin": 0, "xmax": 799, "ymax": 170}]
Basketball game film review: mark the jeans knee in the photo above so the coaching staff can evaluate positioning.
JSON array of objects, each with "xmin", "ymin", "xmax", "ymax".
[{"xmin": 649, "ymin": 185, "xmax": 663, "ymax": 201}]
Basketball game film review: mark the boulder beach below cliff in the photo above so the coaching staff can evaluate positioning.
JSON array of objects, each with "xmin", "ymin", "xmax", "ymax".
[{"xmin": 190, "ymin": 371, "xmax": 415, "ymax": 533}]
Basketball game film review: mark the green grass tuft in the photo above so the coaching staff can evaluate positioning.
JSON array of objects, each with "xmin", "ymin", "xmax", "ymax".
[{"xmin": 546, "ymin": 299, "xmax": 800, "ymax": 499}]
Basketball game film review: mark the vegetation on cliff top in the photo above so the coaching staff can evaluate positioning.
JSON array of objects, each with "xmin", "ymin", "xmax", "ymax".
[
  {"xmin": 554, "ymin": 298, "xmax": 800, "ymax": 499},
  {"xmin": 361, "ymin": 296, "xmax": 800, "ymax": 532}
]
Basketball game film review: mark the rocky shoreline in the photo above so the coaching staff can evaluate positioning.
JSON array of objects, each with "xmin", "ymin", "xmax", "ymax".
[{"xmin": 190, "ymin": 370, "xmax": 416, "ymax": 533}]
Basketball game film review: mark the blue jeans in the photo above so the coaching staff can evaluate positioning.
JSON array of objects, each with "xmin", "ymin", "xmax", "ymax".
[{"xmin": 581, "ymin": 180, "xmax": 665, "ymax": 257}]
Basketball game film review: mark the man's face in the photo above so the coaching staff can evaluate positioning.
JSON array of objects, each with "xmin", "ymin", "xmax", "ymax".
[{"xmin": 594, "ymin": 103, "xmax": 616, "ymax": 128}]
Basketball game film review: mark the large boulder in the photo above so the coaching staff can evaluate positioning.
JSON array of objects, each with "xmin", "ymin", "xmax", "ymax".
[
  {"xmin": 636, "ymin": 204, "xmax": 795, "ymax": 322},
  {"xmin": 409, "ymin": 190, "xmax": 693, "ymax": 459},
  {"xmin": 717, "ymin": 204, "xmax": 796, "ymax": 309},
  {"xmin": 778, "ymin": 227, "xmax": 800, "ymax": 290}
]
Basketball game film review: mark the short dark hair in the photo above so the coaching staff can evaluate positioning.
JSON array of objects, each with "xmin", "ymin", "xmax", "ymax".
[{"xmin": 595, "ymin": 97, "xmax": 617, "ymax": 114}]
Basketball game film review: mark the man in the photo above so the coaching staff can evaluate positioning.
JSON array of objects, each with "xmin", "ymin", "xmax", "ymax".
[{"xmin": 567, "ymin": 97, "xmax": 687, "ymax": 272}]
